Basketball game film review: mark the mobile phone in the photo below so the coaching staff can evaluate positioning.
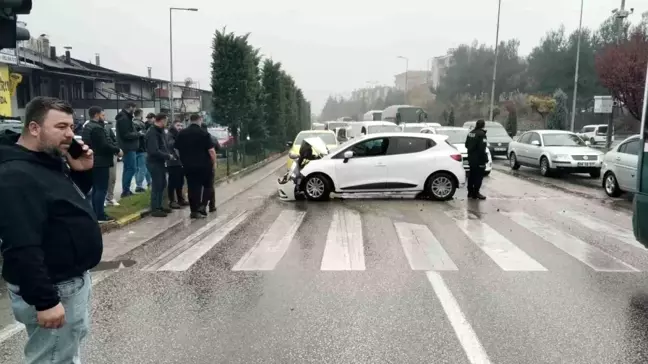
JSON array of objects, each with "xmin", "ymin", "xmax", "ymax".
[{"xmin": 68, "ymin": 139, "xmax": 84, "ymax": 159}]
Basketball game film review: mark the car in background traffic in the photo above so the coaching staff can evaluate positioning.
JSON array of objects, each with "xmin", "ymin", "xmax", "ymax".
[
  {"xmin": 462, "ymin": 120, "xmax": 512, "ymax": 157},
  {"xmin": 286, "ymin": 130, "xmax": 338, "ymax": 169},
  {"xmin": 579, "ymin": 124, "xmax": 614, "ymax": 146},
  {"xmin": 208, "ymin": 127, "xmax": 234, "ymax": 157},
  {"xmin": 431, "ymin": 126, "xmax": 492, "ymax": 176},
  {"xmin": 297, "ymin": 132, "xmax": 466, "ymax": 201},
  {"xmin": 601, "ymin": 134, "xmax": 640, "ymax": 197},
  {"xmin": 398, "ymin": 123, "xmax": 442, "ymax": 133},
  {"xmin": 508, "ymin": 130, "xmax": 604, "ymax": 178}
]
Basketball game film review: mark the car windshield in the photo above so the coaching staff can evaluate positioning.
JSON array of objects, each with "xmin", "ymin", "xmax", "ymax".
[
  {"xmin": 485, "ymin": 126, "xmax": 509, "ymax": 137},
  {"xmin": 294, "ymin": 132, "xmax": 336, "ymax": 145},
  {"xmin": 436, "ymin": 129, "xmax": 469, "ymax": 144},
  {"xmin": 542, "ymin": 133, "xmax": 586, "ymax": 147},
  {"xmin": 368, "ymin": 125, "xmax": 400, "ymax": 133}
]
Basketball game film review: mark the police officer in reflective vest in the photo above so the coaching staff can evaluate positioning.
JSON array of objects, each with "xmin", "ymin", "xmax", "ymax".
[{"xmin": 465, "ymin": 119, "xmax": 488, "ymax": 200}]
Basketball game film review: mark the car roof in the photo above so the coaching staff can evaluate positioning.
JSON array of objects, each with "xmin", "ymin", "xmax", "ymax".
[
  {"xmin": 526, "ymin": 130, "xmax": 575, "ymax": 135},
  {"xmin": 355, "ymin": 132, "xmax": 443, "ymax": 141}
]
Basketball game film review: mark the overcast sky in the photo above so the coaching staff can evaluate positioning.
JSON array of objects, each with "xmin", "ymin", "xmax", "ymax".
[{"xmin": 21, "ymin": 0, "xmax": 645, "ymax": 113}]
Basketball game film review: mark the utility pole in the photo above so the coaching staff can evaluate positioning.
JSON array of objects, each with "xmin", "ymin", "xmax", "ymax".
[
  {"xmin": 570, "ymin": 0, "xmax": 584, "ymax": 132},
  {"xmin": 169, "ymin": 7, "xmax": 198, "ymax": 123},
  {"xmin": 606, "ymin": 0, "xmax": 633, "ymax": 149},
  {"xmin": 488, "ymin": 0, "xmax": 502, "ymax": 121}
]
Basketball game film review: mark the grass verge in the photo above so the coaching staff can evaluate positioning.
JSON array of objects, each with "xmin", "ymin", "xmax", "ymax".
[{"xmin": 106, "ymin": 191, "xmax": 151, "ymax": 221}]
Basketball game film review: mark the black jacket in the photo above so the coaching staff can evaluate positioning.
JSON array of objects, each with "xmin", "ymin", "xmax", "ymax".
[
  {"xmin": 0, "ymin": 130, "xmax": 103, "ymax": 311},
  {"xmin": 115, "ymin": 109, "xmax": 139, "ymax": 152},
  {"xmin": 145, "ymin": 125, "xmax": 172, "ymax": 164},
  {"xmin": 166, "ymin": 127, "xmax": 182, "ymax": 167},
  {"xmin": 133, "ymin": 118, "xmax": 148, "ymax": 153},
  {"xmin": 82, "ymin": 120, "xmax": 120, "ymax": 168},
  {"xmin": 465, "ymin": 127, "xmax": 488, "ymax": 166}
]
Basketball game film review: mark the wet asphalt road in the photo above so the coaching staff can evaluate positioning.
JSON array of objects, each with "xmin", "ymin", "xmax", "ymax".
[{"xmin": 2, "ymin": 162, "xmax": 648, "ymax": 364}]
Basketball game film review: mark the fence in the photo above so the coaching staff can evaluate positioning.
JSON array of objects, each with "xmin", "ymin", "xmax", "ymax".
[{"xmin": 216, "ymin": 137, "xmax": 289, "ymax": 179}]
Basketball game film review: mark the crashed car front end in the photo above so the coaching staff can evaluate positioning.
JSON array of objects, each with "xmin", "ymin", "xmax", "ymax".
[{"xmin": 277, "ymin": 137, "xmax": 328, "ymax": 202}]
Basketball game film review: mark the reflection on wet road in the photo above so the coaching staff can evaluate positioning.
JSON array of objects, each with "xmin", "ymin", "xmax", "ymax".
[{"xmin": 2, "ymin": 167, "xmax": 648, "ymax": 364}]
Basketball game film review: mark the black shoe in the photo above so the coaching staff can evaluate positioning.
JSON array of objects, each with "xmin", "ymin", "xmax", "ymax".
[
  {"xmin": 169, "ymin": 202, "xmax": 182, "ymax": 209},
  {"xmin": 135, "ymin": 187, "xmax": 146, "ymax": 193},
  {"xmin": 178, "ymin": 200, "xmax": 190, "ymax": 207},
  {"xmin": 121, "ymin": 191, "xmax": 133, "ymax": 198},
  {"xmin": 198, "ymin": 206, "xmax": 208, "ymax": 216},
  {"xmin": 162, "ymin": 207, "xmax": 173, "ymax": 213},
  {"xmin": 98, "ymin": 215, "xmax": 116, "ymax": 223},
  {"xmin": 475, "ymin": 193, "xmax": 486, "ymax": 200},
  {"xmin": 208, "ymin": 206, "xmax": 216, "ymax": 213},
  {"xmin": 190, "ymin": 212, "xmax": 205, "ymax": 219},
  {"xmin": 151, "ymin": 209, "xmax": 168, "ymax": 217}
]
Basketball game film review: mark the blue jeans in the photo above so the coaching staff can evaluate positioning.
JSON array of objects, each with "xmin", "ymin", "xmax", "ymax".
[
  {"xmin": 135, "ymin": 152, "xmax": 151, "ymax": 188},
  {"xmin": 148, "ymin": 162, "xmax": 167, "ymax": 210},
  {"xmin": 91, "ymin": 166, "xmax": 109, "ymax": 220},
  {"xmin": 121, "ymin": 151, "xmax": 137, "ymax": 195},
  {"xmin": 7, "ymin": 272, "xmax": 92, "ymax": 364}
]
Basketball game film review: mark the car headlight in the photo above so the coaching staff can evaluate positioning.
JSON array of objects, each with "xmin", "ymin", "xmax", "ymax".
[{"xmin": 554, "ymin": 154, "xmax": 570, "ymax": 161}]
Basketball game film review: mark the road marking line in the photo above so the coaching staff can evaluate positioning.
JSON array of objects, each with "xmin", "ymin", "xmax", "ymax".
[
  {"xmin": 446, "ymin": 211, "xmax": 547, "ymax": 271},
  {"xmin": 232, "ymin": 210, "xmax": 306, "ymax": 271},
  {"xmin": 426, "ymin": 272, "xmax": 492, "ymax": 364},
  {"xmin": 560, "ymin": 210, "xmax": 645, "ymax": 250},
  {"xmin": 504, "ymin": 211, "xmax": 639, "ymax": 272},
  {"xmin": 321, "ymin": 209, "xmax": 365, "ymax": 271},
  {"xmin": 394, "ymin": 222, "xmax": 458, "ymax": 271},
  {"xmin": 141, "ymin": 212, "xmax": 242, "ymax": 271},
  {"xmin": 157, "ymin": 211, "xmax": 250, "ymax": 271}
]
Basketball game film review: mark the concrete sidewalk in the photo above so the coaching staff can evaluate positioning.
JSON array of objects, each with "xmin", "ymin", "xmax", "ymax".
[{"xmin": 100, "ymin": 155, "xmax": 286, "ymax": 262}]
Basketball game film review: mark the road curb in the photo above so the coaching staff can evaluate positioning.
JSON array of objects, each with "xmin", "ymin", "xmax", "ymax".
[{"xmin": 100, "ymin": 151, "xmax": 287, "ymax": 235}]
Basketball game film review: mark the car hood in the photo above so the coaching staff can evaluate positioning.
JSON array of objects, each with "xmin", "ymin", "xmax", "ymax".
[
  {"xmin": 543, "ymin": 146, "xmax": 603, "ymax": 155},
  {"xmin": 487, "ymin": 135, "xmax": 513, "ymax": 143}
]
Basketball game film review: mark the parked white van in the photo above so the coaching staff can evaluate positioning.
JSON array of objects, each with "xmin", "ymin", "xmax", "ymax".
[
  {"xmin": 579, "ymin": 124, "xmax": 614, "ymax": 145},
  {"xmin": 363, "ymin": 110, "xmax": 383, "ymax": 121}
]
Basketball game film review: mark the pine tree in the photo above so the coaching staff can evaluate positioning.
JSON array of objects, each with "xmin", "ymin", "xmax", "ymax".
[
  {"xmin": 261, "ymin": 59, "xmax": 286, "ymax": 141},
  {"xmin": 448, "ymin": 109, "xmax": 455, "ymax": 126}
]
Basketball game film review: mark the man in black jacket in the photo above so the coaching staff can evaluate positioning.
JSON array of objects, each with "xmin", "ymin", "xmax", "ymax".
[
  {"xmin": 176, "ymin": 114, "xmax": 217, "ymax": 219},
  {"xmin": 146, "ymin": 113, "xmax": 173, "ymax": 217},
  {"xmin": 82, "ymin": 106, "xmax": 122, "ymax": 222},
  {"xmin": 115, "ymin": 102, "xmax": 139, "ymax": 197},
  {"xmin": 0, "ymin": 97, "xmax": 102, "ymax": 363},
  {"xmin": 465, "ymin": 119, "xmax": 488, "ymax": 200}
]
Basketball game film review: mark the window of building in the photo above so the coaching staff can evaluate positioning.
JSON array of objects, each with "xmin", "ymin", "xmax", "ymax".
[{"xmin": 115, "ymin": 83, "xmax": 131, "ymax": 94}]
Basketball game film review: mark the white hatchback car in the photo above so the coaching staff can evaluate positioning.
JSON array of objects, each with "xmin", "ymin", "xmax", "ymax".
[
  {"xmin": 601, "ymin": 134, "xmax": 640, "ymax": 197},
  {"xmin": 298, "ymin": 132, "xmax": 467, "ymax": 201}
]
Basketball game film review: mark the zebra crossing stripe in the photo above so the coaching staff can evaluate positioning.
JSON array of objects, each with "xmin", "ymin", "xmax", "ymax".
[
  {"xmin": 232, "ymin": 210, "xmax": 306, "ymax": 271},
  {"xmin": 503, "ymin": 211, "xmax": 638, "ymax": 272},
  {"xmin": 321, "ymin": 209, "xmax": 365, "ymax": 271},
  {"xmin": 394, "ymin": 222, "xmax": 458, "ymax": 271},
  {"xmin": 447, "ymin": 211, "xmax": 547, "ymax": 271},
  {"xmin": 158, "ymin": 211, "xmax": 250, "ymax": 271},
  {"xmin": 559, "ymin": 210, "xmax": 645, "ymax": 250}
]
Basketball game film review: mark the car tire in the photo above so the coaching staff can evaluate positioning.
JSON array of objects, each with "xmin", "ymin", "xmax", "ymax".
[
  {"xmin": 590, "ymin": 169, "xmax": 601, "ymax": 179},
  {"xmin": 539, "ymin": 156, "xmax": 552, "ymax": 177},
  {"xmin": 509, "ymin": 152, "xmax": 520, "ymax": 170},
  {"xmin": 303, "ymin": 174, "xmax": 332, "ymax": 201},
  {"xmin": 426, "ymin": 172, "xmax": 457, "ymax": 201},
  {"xmin": 590, "ymin": 137, "xmax": 596, "ymax": 145},
  {"xmin": 603, "ymin": 172, "xmax": 622, "ymax": 197}
]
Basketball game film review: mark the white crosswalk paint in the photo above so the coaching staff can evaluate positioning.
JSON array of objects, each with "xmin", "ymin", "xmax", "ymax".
[
  {"xmin": 504, "ymin": 211, "xmax": 639, "ymax": 272},
  {"xmin": 158, "ymin": 211, "xmax": 250, "ymax": 271},
  {"xmin": 394, "ymin": 222, "xmax": 458, "ymax": 271},
  {"xmin": 232, "ymin": 209, "xmax": 306, "ymax": 271},
  {"xmin": 426, "ymin": 272, "xmax": 492, "ymax": 364},
  {"xmin": 560, "ymin": 210, "xmax": 645, "ymax": 250},
  {"xmin": 141, "ymin": 212, "xmax": 243, "ymax": 271},
  {"xmin": 321, "ymin": 209, "xmax": 365, "ymax": 271},
  {"xmin": 447, "ymin": 212, "xmax": 548, "ymax": 271}
]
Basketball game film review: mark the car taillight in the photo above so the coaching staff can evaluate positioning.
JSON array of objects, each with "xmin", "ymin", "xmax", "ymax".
[{"xmin": 450, "ymin": 154, "xmax": 462, "ymax": 162}]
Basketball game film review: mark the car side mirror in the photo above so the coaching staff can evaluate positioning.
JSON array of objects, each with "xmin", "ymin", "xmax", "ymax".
[
  {"xmin": 343, "ymin": 150, "xmax": 354, "ymax": 163},
  {"xmin": 531, "ymin": 140, "xmax": 540, "ymax": 146},
  {"xmin": 288, "ymin": 152, "xmax": 299, "ymax": 160}
]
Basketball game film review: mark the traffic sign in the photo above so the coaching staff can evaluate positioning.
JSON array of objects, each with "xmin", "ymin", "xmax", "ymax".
[{"xmin": 594, "ymin": 96, "xmax": 614, "ymax": 114}]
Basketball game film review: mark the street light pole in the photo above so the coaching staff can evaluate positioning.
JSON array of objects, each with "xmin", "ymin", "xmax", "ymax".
[
  {"xmin": 169, "ymin": 7, "xmax": 198, "ymax": 123},
  {"xmin": 488, "ymin": 0, "xmax": 502, "ymax": 121},
  {"xmin": 570, "ymin": 0, "xmax": 584, "ymax": 132}
]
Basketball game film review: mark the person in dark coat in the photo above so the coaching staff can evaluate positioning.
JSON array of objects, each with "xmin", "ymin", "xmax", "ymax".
[
  {"xmin": 201, "ymin": 121, "xmax": 219, "ymax": 212},
  {"xmin": 145, "ymin": 113, "xmax": 173, "ymax": 217},
  {"xmin": 82, "ymin": 106, "xmax": 122, "ymax": 221},
  {"xmin": 115, "ymin": 102, "xmax": 139, "ymax": 197},
  {"xmin": 464, "ymin": 119, "xmax": 488, "ymax": 200},
  {"xmin": 0, "ymin": 97, "xmax": 102, "ymax": 363},
  {"xmin": 167, "ymin": 120, "xmax": 188, "ymax": 209}
]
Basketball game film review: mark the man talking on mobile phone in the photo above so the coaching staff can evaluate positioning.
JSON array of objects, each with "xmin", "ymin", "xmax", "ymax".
[{"xmin": 0, "ymin": 97, "xmax": 102, "ymax": 364}]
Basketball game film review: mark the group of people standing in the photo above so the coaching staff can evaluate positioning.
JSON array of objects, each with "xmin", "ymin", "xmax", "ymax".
[{"xmin": 79, "ymin": 102, "xmax": 219, "ymax": 221}]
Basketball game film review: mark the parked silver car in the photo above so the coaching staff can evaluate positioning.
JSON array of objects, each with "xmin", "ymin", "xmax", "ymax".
[
  {"xmin": 507, "ymin": 130, "xmax": 604, "ymax": 178},
  {"xmin": 601, "ymin": 134, "xmax": 640, "ymax": 197}
]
